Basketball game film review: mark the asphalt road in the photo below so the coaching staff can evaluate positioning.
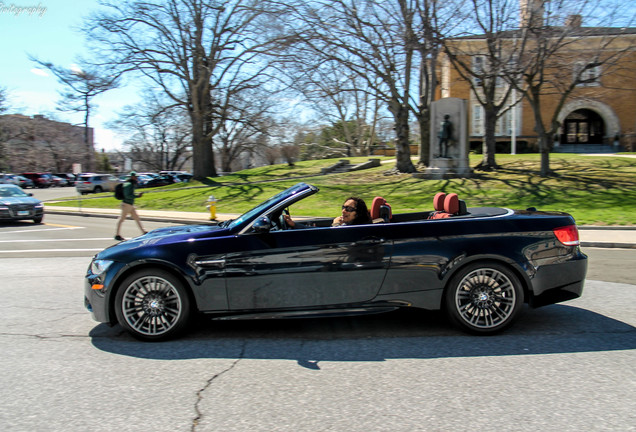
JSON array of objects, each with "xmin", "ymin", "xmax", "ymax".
[{"xmin": 0, "ymin": 212, "xmax": 634, "ymax": 431}]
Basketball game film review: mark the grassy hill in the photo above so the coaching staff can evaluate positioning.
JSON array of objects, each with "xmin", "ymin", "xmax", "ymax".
[{"xmin": 49, "ymin": 154, "xmax": 636, "ymax": 226}]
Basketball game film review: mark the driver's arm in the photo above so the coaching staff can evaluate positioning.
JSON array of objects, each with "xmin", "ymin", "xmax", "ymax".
[{"xmin": 283, "ymin": 214, "xmax": 296, "ymax": 228}]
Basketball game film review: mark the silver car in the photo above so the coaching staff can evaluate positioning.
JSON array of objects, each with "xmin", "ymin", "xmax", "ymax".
[{"xmin": 75, "ymin": 173, "xmax": 120, "ymax": 194}]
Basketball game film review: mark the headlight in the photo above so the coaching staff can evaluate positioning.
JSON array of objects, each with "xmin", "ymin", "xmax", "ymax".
[{"xmin": 91, "ymin": 259, "xmax": 114, "ymax": 275}]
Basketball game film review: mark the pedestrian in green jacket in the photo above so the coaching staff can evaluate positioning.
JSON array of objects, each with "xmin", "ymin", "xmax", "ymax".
[{"xmin": 114, "ymin": 172, "xmax": 146, "ymax": 241}]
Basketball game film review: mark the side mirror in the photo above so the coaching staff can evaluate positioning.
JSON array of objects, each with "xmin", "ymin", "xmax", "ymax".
[{"xmin": 252, "ymin": 216, "xmax": 272, "ymax": 233}]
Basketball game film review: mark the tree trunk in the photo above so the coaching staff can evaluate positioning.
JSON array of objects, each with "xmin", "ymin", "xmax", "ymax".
[
  {"xmin": 418, "ymin": 111, "xmax": 430, "ymax": 166},
  {"xmin": 392, "ymin": 103, "xmax": 416, "ymax": 173},
  {"xmin": 190, "ymin": 113, "xmax": 216, "ymax": 181},
  {"xmin": 476, "ymin": 106, "xmax": 498, "ymax": 171},
  {"xmin": 530, "ymin": 104, "xmax": 553, "ymax": 177}
]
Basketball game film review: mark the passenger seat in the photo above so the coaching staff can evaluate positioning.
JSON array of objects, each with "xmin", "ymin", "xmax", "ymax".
[{"xmin": 371, "ymin": 197, "xmax": 392, "ymax": 223}]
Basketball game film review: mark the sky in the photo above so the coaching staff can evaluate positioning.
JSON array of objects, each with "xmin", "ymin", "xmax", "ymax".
[{"xmin": 0, "ymin": 0, "xmax": 139, "ymax": 151}]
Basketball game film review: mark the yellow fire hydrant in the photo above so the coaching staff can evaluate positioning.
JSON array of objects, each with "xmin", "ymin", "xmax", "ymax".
[{"xmin": 206, "ymin": 195, "xmax": 217, "ymax": 220}]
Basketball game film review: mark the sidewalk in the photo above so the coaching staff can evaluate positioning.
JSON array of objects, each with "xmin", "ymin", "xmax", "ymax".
[{"xmin": 45, "ymin": 205, "xmax": 636, "ymax": 249}]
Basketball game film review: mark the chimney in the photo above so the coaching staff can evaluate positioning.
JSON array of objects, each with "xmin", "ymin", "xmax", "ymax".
[
  {"xmin": 520, "ymin": 0, "xmax": 545, "ymax": 28},
  {"xmin": 565, "ymin": 14, "xmax": 582, "ymax": 28}
]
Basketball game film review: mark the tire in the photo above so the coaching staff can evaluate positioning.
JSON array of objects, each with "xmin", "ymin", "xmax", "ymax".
[
  {"xmin": 33, "ymin": 215, "xmax": 43, "ymax": 224},
  {"xmin": 94, "ymin": 186, "xmax": 103, "ymax": 193},
  {"xmin": 114, "ymin": 269, "xmax": 191, "ymax": 341},
  {"xmin": 444, "ymin": 261, "xmax": 523, "ymax": 335}
]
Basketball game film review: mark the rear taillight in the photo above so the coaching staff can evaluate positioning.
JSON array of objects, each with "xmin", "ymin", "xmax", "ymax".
[{"xmin": 553, "ymin": 225, "xmax": 580, "ymax": 246}]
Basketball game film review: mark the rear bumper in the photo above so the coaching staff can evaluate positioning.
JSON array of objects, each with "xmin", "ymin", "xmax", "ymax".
[{"xmin": 529, "ymin": 253, "xmax": 588, "ymax": 307}]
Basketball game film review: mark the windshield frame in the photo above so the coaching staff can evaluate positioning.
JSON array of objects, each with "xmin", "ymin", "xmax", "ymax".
[{"xmin": 226, "ymin": 183, "xmax": 318, "ymax": 232}]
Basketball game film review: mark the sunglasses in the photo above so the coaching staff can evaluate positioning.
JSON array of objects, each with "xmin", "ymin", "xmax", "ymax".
[{"xmin": 342, "ymin": 205, "xmax": 357, "ymax": 212}]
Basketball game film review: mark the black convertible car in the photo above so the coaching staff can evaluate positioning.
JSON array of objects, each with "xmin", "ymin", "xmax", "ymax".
[{"xmin": 84, "ymin": 182, "xmax": 587, "ymax": 341}]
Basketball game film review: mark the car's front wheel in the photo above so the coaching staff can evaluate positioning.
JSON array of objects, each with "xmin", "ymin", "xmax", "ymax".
[
  {"xmin": 445, "ymin": 262, "xmax": 523, "ymax": 334},
  {"xmin": 114, "ymin": 269, "xmax": 191, "ymax": 341}
]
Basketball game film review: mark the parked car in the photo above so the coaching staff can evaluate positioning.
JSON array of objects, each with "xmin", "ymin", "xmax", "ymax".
[
  {"xmin": 75, "ymin": 173, "xmax": 120, "ymax": 194},
  {"xmin": 22, "ymin": 172, "xmax": 52, "ymax": 188},
  {"xmin": 53, "ymin": 173, "xmax": 76, "ymax": 186},
  {"xmin": 0, "ymin": 184, "xmax": 44, "ymax": 224},
  {"xmin": 84, "ymin": 182, "xmax": 588, "ymax": 341},
  {"xmin": 174, "ymin": 173, "xmax": 193, "ymax": 183},
  {"xmin": 0, "ymin": 174, "xmax": 19, "ymax": 185},
  {"xmin": 141, "ymin": 175, "xmax": 175, "ymax": 188},
  {"xmin": 14, "ymin": 175, "xmax": 34, "ymax": 189},
  {"xmin": 159, "ymin": 170, "xmax": 189, "ymax": 177},
  {"xmin": 50, "ymin": 175, "xmax": 66, "ymax": 187}
]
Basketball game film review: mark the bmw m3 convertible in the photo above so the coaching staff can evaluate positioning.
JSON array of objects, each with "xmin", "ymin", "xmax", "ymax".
[{"xmin": 84, "ymin": 182, "xmax": 587, "ymax": 341}]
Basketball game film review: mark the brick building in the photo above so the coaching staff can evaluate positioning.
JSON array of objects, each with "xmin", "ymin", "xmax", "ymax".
[
  {"xmin": 439, "ymin": 4, "xmax": 636, "ymax": 153},
  {"xmin": 0, "ymin": 114, "xmax": 95, "ymax": 172}
]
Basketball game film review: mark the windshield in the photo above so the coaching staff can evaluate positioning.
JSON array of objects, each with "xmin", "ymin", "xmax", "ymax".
[
  {"xmin": 227, "ymin": 183, "xmax": 314, "ymax": 230},
  {"xmin": 0, "ymin": 186, "xmax": 28, "ymax": 198}
]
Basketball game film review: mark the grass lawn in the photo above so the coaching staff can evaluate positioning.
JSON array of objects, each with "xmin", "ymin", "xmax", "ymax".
[{"xmin": 48, "ymin": 154, "xmax": 636, "ymax": 226}]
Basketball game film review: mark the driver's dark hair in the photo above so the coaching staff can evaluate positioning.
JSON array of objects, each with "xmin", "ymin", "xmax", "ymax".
[{"xmin": 345, "ymin": 196, "xmax": 372, "ymax": 225}]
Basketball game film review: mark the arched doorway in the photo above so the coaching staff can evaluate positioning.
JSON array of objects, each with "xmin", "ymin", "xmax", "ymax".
[{"xmin": 561, "ymin": 109, "xmax": 604, "ymax": 145}]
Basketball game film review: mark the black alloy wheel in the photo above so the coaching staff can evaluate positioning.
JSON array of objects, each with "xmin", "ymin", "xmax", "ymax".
[{"xmin": 445, "ymin": 262, "xmax": 523, "ymax": 334}]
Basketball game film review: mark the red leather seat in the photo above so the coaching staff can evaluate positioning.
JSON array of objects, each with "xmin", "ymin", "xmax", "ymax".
[
  {"xmin": 371, "ymin": 196, "xmax": 392, "ymax": 222},
  {"xmin": 429, "ymin": 192, "xmax": 461, "ymax": 219}
]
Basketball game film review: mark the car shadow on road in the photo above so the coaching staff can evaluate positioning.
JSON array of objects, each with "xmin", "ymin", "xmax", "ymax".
[{"xmin": 89, "ymin": 304, "xmax": 636, "ymax": 369}]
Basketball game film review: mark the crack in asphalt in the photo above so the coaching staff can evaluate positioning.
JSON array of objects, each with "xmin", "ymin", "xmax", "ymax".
[{"xmin": 191, "ymin": 341, "xmax": 246, "ymax": 432}]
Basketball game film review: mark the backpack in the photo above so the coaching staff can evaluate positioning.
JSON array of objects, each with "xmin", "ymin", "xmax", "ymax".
[{"xmin": 114, "ymin": 183, "xmax": 124, "ymax": 200}]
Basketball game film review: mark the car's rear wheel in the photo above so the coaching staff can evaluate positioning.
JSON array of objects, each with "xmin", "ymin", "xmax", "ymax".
[
  {"xmin": 94, "ymin": 186, "xmax": 103, "ymax": 193},
  {"xmin": 445, "ymin": 262, "xmax": 523, "ymax": 334},
  {"xmin": 114, "ymin": 269, "xmax": 191, "ymax": 341}
]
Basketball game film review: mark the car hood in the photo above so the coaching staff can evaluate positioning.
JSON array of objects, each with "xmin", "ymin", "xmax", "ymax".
[
  {"xmin": 96, "ymin": 223, "xmax": 230, "ymax": 259},
  {"xmin": 0, "ymin": 197, "xmax": 41, "ymax": 205}
]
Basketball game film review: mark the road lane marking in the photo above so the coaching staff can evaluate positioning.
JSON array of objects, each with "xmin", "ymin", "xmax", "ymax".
[
  {"xmin": 0, "ymin": 249, "xmax": 104, "ymax": 253},
  {"xmin": 45, "ymin": 223, "xmax": 81, "ymax": 228},
  {"xmin": 0, "ymin": 238, "xmax": 113, "ymax": 243},
  {"xmin": 0, "ymin": 226, "xmax": 85, "ymax": 234}
]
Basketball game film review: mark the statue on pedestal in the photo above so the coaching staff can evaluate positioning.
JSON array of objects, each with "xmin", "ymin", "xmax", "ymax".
[{"xmin": 437, "ymin": 114, "xmax": 453, "ymax": 158}]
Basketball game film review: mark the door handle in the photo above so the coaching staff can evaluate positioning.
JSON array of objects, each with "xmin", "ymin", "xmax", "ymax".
[{"xmin": 355, "ymin": 238, "xmax": 386, "ymax": 246}]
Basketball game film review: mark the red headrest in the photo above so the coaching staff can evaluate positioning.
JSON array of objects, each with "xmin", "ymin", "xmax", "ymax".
[
  {"xmin": 444, "ymin": 193, "xmax": 459, "ymax": 214},
  {"xmin": 433, "ymin": 193, "xmax": 446, "ymax": 211},
  {"xmin": 371, "ymin": 196, "xmax": 387, "ymax": 220}
]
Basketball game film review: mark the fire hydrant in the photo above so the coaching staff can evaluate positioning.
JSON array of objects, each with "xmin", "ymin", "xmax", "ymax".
[{"xmin": 206, "ymin": 195, "xmax": 217, "ymax": 220}]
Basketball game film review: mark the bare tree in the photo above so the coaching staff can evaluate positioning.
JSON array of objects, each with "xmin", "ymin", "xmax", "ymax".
[
  {"xmin": 0, "ymin": 86, "xmax": 8, "ymax": 114},
  {"xmin": 85, "ymin": 0, "xmax": 287, "ymax": 181},
  {"xmin": 214, "ymin": 87, "xmax": 279, "ymax": 172},
  {"xmin": 109, "ymin": 93, "xmax": 192, "ymax": 171},
  {"xmin": 29, "ymin": 57, "xmax": 119, "ymax": 172},
  {"xmin": 287, "ymin": 0, "xmax": 421, "ymax": 173},
  {"xmin": 0, "ymin": 87, "xmax": 10, "ymax": 170},
  {"xmin": 441, "ymin": 0, "xmax": 521, "ymax": 171},
  {"xmin": 283, "ymin": 0, "xmax": 458, "ymax": 171},
  {"xmin": 510, "ymin": 0, "xmax": 636, "ymax": 176},
  {"xmin": 282, "ymin": 56, "xmax": 382, "ymax": 157}
]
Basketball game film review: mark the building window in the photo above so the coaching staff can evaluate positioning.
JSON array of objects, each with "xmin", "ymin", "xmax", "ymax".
[
  {"xmin": 473, "ymin": 56, "xmax": 484, "ymax": 86},
  {"xmin": 575, "ymin": 62, "xmax": 601, "ymax": 87},
  {"xmin": 472, "ymin": 105, "xmax": 484, "ymax": 135},
  {"xmin": 472, "ymin": 104, "xmax": 521, "ymax": 137}
]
